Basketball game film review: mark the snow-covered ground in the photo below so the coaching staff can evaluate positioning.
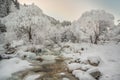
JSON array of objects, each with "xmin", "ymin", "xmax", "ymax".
[
  {"xmin": 0, "ymin": 57, "xmax": 31, "ymax": 80},
  {"xmin": 0, "ymin": 44, "xmax": 32, "ymax": 80},
  {"xmin": 0, "ymin": 43, "xmax": 120, "ymax": 80},
  {"xmin": 62, "ymin": 43, "xmax": 120, "ymax": 80},
  {"xmin": 82, "ymin": 43, "xmax": 120, "ymax": 80},
  {"xmin": 25, "ymin": 74, "xmax": 40, "ymax": 80}
]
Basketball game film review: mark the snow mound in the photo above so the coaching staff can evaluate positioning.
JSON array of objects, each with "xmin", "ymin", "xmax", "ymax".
[
  {"xmin": 17, "ymin": 51, "xmax": 36, "ymax": 60},
  {"xmin": 0, "ymin": 58, "xmax": 31, "ymax": 80},
  {"xmin": 88, "ymin": 56, "xmax": 101, "ymax": 66},
  {"xmin": 72, "ymin": 70, "xmax": 95, "ymax": 80},
  {"xmin": 25, "ymin": 74, "xmax": 40, "ymax": 80},
  {"xmin": 68, "ymin": 63, "xmax": 81, "ymax": 71}
]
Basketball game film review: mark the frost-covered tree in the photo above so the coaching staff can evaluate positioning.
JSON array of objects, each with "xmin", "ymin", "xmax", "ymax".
[
  {"xmin": 0, "ymin": 20, "xmax": 6, "ymax": 33},
  {"xmin": 2, "ymin": 4, "xmax": 51, "ymax": 44},
  {"xmin": 0, "ymin": 20, "xmax": 6, "ymax": 44},
  {"xmin": 61, "ymin": 27, "xmax": 77, "ymax": 42},
  {"xmin": 1, "ymin": 5, "xmax": 116, "ymax": 45},
  {"xmin": 12, "ymin": 0, "xmax": 20, "ymax": 9},
  {"xmin": 0, "ymin": 0, "xmax": 11, "ymax": 17},
  {"xmin": 61, "ymin": 21, "xmax": 71, "ymax": 27},
  {"xmin": 71, "ymin": 10, "xmax": 115, "ymax": 44},
  {"xmin": 108, "ymin": 24, "xmax": 120, "ymax": 43},
  {"xmin": 0, "ymin": 0, "xmax": 19, "ymax": 17}
]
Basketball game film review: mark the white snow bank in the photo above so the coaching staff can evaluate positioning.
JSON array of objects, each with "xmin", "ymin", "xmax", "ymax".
[
  {"xmin": 25, "ymin": 74, "xmax": 40, "ymax": 80},
  {"xmin": 0, "ymin": 58, "xmax": 31, "ymax": 80},
  {"xmin": 10, "ymin": 40, "xmax": 24, "ymax": 48},
  {"xmin": 17, "ymin": 50, "xmax": 36, "ymax": 60},
  {"xmin": 68, "ymin": 63, "xmax": 81, "ymax": 71},
  {"xmin": 40, "ymin": 55, "xmax": 57, "ymax": 61},
  {"xmin": 62, "ymin": 78, "xmax": 70, "ymax": 80},
  {"xmin": 80, "ymin": 44, "xmax": 120, "ymax": 80},
  {"xmin": 72, "ymin": 70, "xmax": 95, "ymax": 80},
  {"xmin": 62, "ymin": 43, "xmax": 120, "ymax": 80}
]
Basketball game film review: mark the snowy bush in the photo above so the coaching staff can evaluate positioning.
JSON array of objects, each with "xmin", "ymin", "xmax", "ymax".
[
  {"xmin": 47, "ymin": 26, "xmax": 62, "ymax": 44},
  {"xmin": 61, "ymin": 27, "xmax": 77, "ymax": 43}
]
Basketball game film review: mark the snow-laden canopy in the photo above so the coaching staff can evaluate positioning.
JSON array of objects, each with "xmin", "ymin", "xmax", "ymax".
[
  {"xmin": 2, "ymin": 4, "xmax": 52, "ymax": 44},
  {"xmin": 71, "ymin": 10, "xmax": 115, "ymax": 43}
]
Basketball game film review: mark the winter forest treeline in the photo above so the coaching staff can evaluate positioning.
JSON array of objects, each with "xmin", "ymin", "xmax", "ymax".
[{"xmin": 0, "ymin": 0, "xmax": 120, "ymax": 46}]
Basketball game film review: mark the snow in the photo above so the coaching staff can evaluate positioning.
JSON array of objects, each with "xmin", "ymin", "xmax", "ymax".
[
  {"xmin": 70, "ymin": 10, "xmax": 115, "ymax": 43},
  {"xmin": 87, "ymin": 67, "xmax": 100, "ymax": 74},
  {"xmin": 1, "ymin": 40, "xmax": 119, "ymax": 80},
  {"xmin": 87, "ymin": 56, "xmax": 101, "ymax": 65},
  {"xmin": 72, "ymin": 70, "xmax": 95, "ymax": 80},
  {"xmin": 17, "ymin": 50, "xmax": 36, "ymax": 60},
  {"xmin": 68, "ymin": 63, "xmax": 81, "ymax": 71},
  {"xmin": 40, "ymin": 55, "xmax": 57, "ymax": 61},
  {"xmin": 60, "ymin": 72, "xmax": 66, "ymax": 76},
  {"xmin": 0, "ymin": 58, "xmax": 31, "ymax": 80},
  {"xmin": 25, "ymin": 74, "xmax": 40, "ymax": 80},
  {"xmin": 62, "ymin": 43, "xmax": 120, "ymax": 80},
  {"xmin": 10, "ymin": 40, "xmax": 24, "ymax": 48},
  {"xmin": 62, "ymin": 78, "xmax": 70, "ymax": 80}
]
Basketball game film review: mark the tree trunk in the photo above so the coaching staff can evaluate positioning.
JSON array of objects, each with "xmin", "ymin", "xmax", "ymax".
[
  {"xmin": 90, "ymin": 36, "xmax": 93, "ymax": 44},
  {"xmin": 28, "ymin": 27, "xmax": 32, "ymax": 42},
  {"xmin": 94, "ymin": 31, "xmax": 99, "ymax": 44}
]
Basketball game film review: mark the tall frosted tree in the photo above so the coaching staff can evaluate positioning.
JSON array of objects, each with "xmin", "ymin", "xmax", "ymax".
[
  {"xmin": 0, "ymin": 0, "xmax": 19, "ymax": 17},
  {"xmin": 71, "ymin": 10, "xmax": 115, "ymax": 44},
  {"xmin": 2, "ymin": 4, "xmax": 51, "ymax": 44}
]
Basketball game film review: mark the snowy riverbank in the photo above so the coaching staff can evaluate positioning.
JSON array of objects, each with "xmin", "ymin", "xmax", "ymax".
[{"xmin": 0, "ymin": 43, "xmax": 120, "ymax": 80}]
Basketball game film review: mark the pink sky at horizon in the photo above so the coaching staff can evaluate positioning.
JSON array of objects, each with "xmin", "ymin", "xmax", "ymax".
[
  {"xmin": 18, "ymin": 0, "xmax": 120, "ymax": 24},
  {"xmin": 18, "ymin": 0, "xmax": 99, "ymax": 21}
]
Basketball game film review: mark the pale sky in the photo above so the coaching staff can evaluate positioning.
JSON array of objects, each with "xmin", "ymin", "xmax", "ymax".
[{"xmin": 18, "ymin": 0, "xmax": 120, "ymax": 23}]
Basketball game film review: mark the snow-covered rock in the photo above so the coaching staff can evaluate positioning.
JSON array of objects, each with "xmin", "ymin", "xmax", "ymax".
[
  {"xmin": 68, "ymin": 63, "xmax": 81, "ymax": 71},
  {"xmin": 17, "ymin": 51, "xmax": 36, "ymax": 60},
  {"xmin": 72, "ymin": 70, "xmax": 95, "ymax": 80},
  {"xmin": 87, "ymin": 68, "xmax": 102, "ymax": 79},
  {"xmin": 88, "ymin": 56, "xmax": 101, "ymax": 66}
]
